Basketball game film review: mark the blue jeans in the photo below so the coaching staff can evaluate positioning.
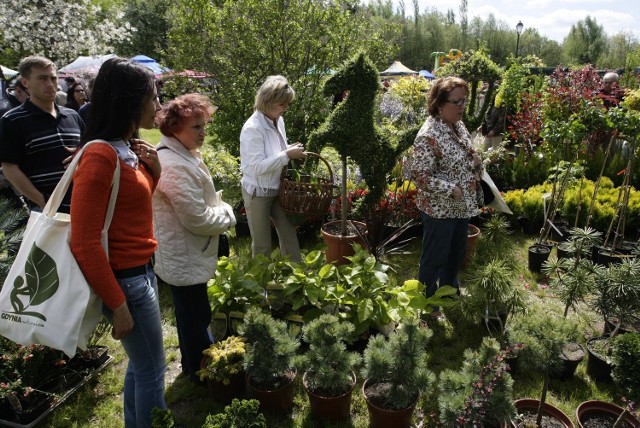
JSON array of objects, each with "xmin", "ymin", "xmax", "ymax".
[
  {"xmin": 169, "ymin": 283, "xmax": 213, "ymax": 381},
  {"xmin": 418, "ymin": 212, "xmax": 468, "ymax": 308},
  {"xmin": 105, "ymin": 266, "xmax": 166, "ymax": 428}
]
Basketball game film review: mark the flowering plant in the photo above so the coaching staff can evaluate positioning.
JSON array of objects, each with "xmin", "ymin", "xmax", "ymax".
[{"xmin": 329, "ymin": 181, "xmax": 419, "ymax": 226}]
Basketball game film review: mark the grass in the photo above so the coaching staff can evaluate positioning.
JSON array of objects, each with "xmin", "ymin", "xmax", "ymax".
[
  {"xmin": 41, "ymin": 228, "xmax": 624, "ymax": 427},
  {"xmin": 139, "ymin": 128, "xmax": 162, "ymax": 146}
]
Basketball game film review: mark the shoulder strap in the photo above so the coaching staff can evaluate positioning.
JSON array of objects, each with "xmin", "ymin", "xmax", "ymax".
[{"xmin": 44, "ymin": 140, "xmax": 120, "ymax": 233}]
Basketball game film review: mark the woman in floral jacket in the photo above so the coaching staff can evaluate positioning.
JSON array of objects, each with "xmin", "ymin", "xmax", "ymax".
[{"xmin": 411, "ymin": 77, "xmax": 483, "ymax": 320}]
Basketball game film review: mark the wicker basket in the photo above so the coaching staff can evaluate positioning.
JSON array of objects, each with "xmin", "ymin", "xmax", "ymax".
[{"xmin": 279, "ymin": 152, "xmax": 335, "ymax": 221}]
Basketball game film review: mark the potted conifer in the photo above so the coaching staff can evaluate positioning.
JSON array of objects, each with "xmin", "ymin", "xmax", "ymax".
[
  {"xmin": 361, "ymin": 318, "xmax": 435, "ymax": 428},
  {"xmin": 295, "ymin": 314, "xmax": 361, "ymax": 423},
  {"xmin": 237, "ymin": 308, "xmax": 299, "ymax": 415},
  {"xmin": 508, "ymin": 308, "xmax": 579, "ymax": 427}
]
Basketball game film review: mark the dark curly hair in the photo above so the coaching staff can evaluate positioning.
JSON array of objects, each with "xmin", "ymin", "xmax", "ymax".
[{"xmin": 157, "ymin": 93, "xmax": 216, "ymax": 137}]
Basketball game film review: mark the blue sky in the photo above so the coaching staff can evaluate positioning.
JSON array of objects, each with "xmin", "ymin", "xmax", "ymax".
[{"xmin": 393, "ymin": 0, "xmax": 640, "ymax": 43}]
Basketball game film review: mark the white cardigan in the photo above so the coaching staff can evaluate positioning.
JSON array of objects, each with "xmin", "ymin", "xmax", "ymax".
[
  {"xmin": 239, "ymin": 110, "xmax": 290, "ymax": 195},
  {"xmin": 153, "ymin": 136, "xmax": 236, "ymax": 286}
]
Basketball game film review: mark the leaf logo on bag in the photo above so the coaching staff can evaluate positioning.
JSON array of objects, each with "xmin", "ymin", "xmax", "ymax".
[{"xmin": 7, "ymin": 243, "xmax": 60, "ymax": 321}]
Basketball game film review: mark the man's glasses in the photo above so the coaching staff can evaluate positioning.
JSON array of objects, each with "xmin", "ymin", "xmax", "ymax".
[{"xmin": 446, "ymin": 98, "xmax": 467, "ymax": 107}]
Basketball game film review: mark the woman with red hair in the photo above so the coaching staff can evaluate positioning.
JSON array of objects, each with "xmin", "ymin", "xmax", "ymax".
[{"xmin": 153, "ymin": 93, "xmax": 236, "ymax": 381}]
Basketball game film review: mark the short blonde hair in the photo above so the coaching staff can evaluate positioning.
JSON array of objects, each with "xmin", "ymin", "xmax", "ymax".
[{"xmin": 254, "ymin": 75, "xmax": 295, "ymax": 113}]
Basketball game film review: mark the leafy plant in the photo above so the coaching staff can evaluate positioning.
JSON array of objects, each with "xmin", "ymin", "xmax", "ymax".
[
  {"xmin": 361, "ymin": 318, "xmax": 435, "ymax": 410},
  {"xmin": 196, "ymin": 336, "xmax": 245, "ymax": 384},
  {"xmin": 238, "ymin": 308, "xmax": 299, "ymax": 390},
  {"xmin": 203, "ymin": 398, "xmax": 267, "ymax": 428},
  {"xmin": 207, "ymin": 254, "xmax": 273, "ymax": 315},
  {"xmin": 438, "ymin": 338, "xmax": 518, "ymax": 427},
  {"xmin": 295, "ymin": 314, "xmax": 361, "ymax": 397}
]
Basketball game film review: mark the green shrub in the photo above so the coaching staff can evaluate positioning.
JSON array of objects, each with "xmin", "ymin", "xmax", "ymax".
[
  {"xmin": 203, "ymin": 398, "xmax": 267, "ymax": 428},
  {"xmin": 611, "ymin": 333, "xmax": 640, "ymax": 402}
]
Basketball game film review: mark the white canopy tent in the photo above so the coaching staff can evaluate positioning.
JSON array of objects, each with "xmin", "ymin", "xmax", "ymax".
[
  {"xmin": 58, "ymin": 54, "xmax": 117, "ymax": 78},
  {"xmin": 380, "ymin": 61, "xmax": 418, "ymax": 77}
]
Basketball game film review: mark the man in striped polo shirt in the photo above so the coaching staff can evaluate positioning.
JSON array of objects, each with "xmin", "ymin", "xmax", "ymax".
[{"xmin": 0, "ymin": 56, "xmax": 84, "ymax": 213}]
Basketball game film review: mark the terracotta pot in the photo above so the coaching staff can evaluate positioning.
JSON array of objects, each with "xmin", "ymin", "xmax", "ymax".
[
  {"xmin": 463, "ymin": 224, "xmax": 481, "ymax": 267},
  {"xmin": 246, "ymin": 370, "xmax": 296, "ymax": 415},
  {"xmin": 303, "ymin": 371, "xmax": 355, "ymax": 423},
  {"xmin": 576, "ymin": 400, "xmax": 640, "ymax": 428},
  {"xmin": 321, "ymin": 220, "xmax": 367, "ymax": 265},
  {"xmin": 362, "ymin": 379, "xmax": 417, "ymax": 428},
  {"xmin": 512, "ymin": 399, "xmax": 575, "ymax": 428}
]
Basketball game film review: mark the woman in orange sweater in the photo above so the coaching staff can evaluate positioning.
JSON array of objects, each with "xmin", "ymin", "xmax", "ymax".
[{"xmin": 69, "ymin": 57, "xmax": 163, "ymax": 428}]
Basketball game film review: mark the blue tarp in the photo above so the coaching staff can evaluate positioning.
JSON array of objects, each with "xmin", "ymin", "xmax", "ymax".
[
  {"xmin": 130, "ymin": 55, "xmax": 171, "ymax": 76},
  {"xmin": 419, "ymin": 70, "xmax": 436, "ymax": 79}
]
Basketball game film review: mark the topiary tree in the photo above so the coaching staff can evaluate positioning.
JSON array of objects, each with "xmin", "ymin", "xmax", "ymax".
[
  {"xmin": 436, "ymin": 49, "xmax": 503, "ymax": 131},
  {"xmin": 309, "ymin": 52, "xmax": 417, "ymax": 235}
]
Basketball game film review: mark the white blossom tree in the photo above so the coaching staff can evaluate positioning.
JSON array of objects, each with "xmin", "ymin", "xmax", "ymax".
[{"xmin": 0, "ymin": 0, "xmax": 135, "ymax": 66}]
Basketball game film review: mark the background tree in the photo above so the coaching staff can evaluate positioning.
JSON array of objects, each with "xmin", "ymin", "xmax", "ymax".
[
  {"xmin": 563, "ymin": 16, "xmax": 607, "ymax": 66},
  {"xmin": 0, "ymin": 0, "xmax": 134, "ymax": 65},
  {"xmin": 599, "ymin": 31, "xmax": 638, "ymax": 70},
  {"xmin": 115, "ymin": 0, "xmax": 171, "ymax": 61},
  {"xmin": 168, "ymin": 0, "xmax": 398, "ymax": 155}
]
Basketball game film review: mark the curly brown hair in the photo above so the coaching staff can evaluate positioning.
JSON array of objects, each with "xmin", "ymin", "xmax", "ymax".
[
  {"xmin": 157, "ymin": 93, "xmax": 217, "ymax": 137},
  {"xmin": 427, "ymin": 76, "xmax": 469, "ymax": 117}
]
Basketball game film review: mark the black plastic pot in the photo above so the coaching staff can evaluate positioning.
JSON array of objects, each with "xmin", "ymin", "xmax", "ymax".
[
  {"xmin": 558, "ymin": 342, "xmax": 585, "ymax": 380},
  {"xmin": 528, "ymin": 243, "xmax": 551, "ymax": 273},
  {"xmin": 586, "ymin": 337, "xmax": 613, "ymax": 383}
]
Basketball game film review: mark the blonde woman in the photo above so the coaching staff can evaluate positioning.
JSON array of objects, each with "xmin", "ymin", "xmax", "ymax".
[{"xmin": 239, "ymin": 75, "xmax": 305, "ymax": 262}]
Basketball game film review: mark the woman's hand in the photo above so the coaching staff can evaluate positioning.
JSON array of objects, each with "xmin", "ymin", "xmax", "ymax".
[
  {"xmin": 131, "ymin": 138, "xmax": 161, "ymax": 178},
  {"xmin": 111, "ymin": 302, "xmax": 134, "ymax": 340},
  {"xmin": 285, "ymin": 143, "xmax": 306, "ymax": 160}
]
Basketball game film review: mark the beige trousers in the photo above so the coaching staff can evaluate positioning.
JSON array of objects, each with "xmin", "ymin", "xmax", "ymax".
[{"xmin": 241, "ymin": 187, "xmax": 301, "ymax": 262}]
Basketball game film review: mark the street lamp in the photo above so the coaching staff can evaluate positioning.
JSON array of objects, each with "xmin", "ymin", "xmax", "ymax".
[{"xmin": 515, "ymin": 21, "xmax": 524, "ymax": 58}]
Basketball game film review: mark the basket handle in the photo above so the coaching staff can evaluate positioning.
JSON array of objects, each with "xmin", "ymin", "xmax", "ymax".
[{"xmin": 281, "ymin": 151, "xmax": 334, "ymax": 184}]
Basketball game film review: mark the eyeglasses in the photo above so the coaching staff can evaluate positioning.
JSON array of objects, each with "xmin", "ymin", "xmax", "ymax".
[{"xmin": 446, "ymin": 98, "xmax": 467, "ymax": 106}]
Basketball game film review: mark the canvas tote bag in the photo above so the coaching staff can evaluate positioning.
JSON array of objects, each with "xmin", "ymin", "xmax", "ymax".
[{"xmin": 0, "ymin": 140, "xmax": 120, "ymax": 357}]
